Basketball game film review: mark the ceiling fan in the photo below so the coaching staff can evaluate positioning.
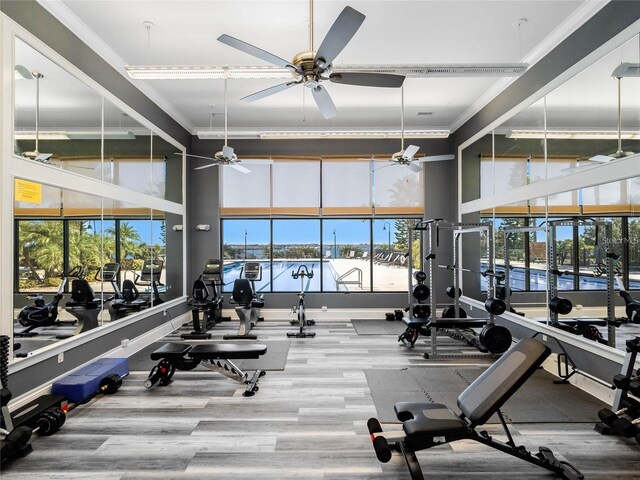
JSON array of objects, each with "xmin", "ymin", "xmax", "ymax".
[
  {"xmin": 562, "ymin": 62, "xmax": 639, "ymax": 173},
  {"xmin": 373, "ymin": 85, "xmax": 455, "ymax": 172},
  {"xmin": 180, "ymin": 79, "xmax": 271, "ymax": 173},
  {"xmin": 18, "ymin": 69, "xmax": 55, "ymax": 162},
  {"xmin": 217, "ymin": 2, "xmax": 405, "ymax": 119}
]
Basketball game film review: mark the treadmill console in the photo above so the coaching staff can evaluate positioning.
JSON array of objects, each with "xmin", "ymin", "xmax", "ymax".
[
  {"xmin": 99, "ymin": 262, "xmax": 120, "ymax": 282},
  {"xmin": 202, "ymin": 259, "xmax": 222, "ymax": 282},
  {"xmin": 243, "ymin": 262, "xmax": 262, "ymax": 281},
  {"xmin": 139, "ymin": 258, "xmax": 164, "ymax": 283}
]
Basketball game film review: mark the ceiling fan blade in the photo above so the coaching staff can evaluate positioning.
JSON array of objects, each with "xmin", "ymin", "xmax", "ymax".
[
  {"xmin": 330, "ymin": 72, "xmax": 405, "ymax": 88},
  {"xmin": 241, "ymin": 80, "xmax": 299, "ymax": 102},
  {"xmin": 311, "ymin": 85, "xmax": 337, "ymax": 119},
  {"xmin": 589, "ymin": 154, "xmax": 614, "ymax": 163},
  {"xmin": 222, "ymin": 145, "xmax": 234, "ymax": 159},
  {"xmin": 229, "ymin": 163, "xmax": 251, "ymax": 174},
  {"xmin": 180, "ymin": 153, "xmax": 216, "ymax": 161},
  {"xmin": 373, "ymin": 162, "xmax": 399, "ymax": 171},
  {"xmin": 407, "ymin": 162, "xmax": 422, "ymax": 173},
  {"xmin": 241, "ymin": 158, "xmax": 274, "ymax": 164},
  {"xmin": 403, "ymin": 145, "xmax": 420, "ymax": 160},
  {"xmin": 35, "ymin": 153, "xmax": 54, "ymax": 162},
  {"xmin": 415, "ymin": 154, "xmax": 456, "ymax": 163},
  {"xmin": 193, "ymin": 163, "xmax": 220, "ymax": 171},
  {"xmin": 217, "ymin": 34, "xmax": 296, "ymax": 70},
  {"xmin": 315, "ymin": 6, "xmax": 365, "ymax": 66}
]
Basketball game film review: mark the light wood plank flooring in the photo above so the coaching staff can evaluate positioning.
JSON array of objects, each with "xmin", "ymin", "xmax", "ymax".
[{"xmin": 2, "ymin": 319, "xmax": 639, "ymax": 479}]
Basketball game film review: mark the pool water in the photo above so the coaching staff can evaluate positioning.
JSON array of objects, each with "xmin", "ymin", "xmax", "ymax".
[{"xmin": 222, "ymin": 261, "xmax": 347, "ymax": 292}]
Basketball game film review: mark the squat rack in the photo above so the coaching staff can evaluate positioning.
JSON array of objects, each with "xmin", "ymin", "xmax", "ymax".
[{"xmin": 408, "ymin": 219, "xmax": 498, "ymax": 358}]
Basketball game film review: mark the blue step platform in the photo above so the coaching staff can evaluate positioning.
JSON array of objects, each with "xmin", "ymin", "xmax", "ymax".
[{"xmin": 52, "ymin": 358, "xmax": 129, "ymax": 403}]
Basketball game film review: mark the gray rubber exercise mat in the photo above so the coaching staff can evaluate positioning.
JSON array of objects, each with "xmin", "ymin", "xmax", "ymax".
[
  {"xmin": 367, "ymin": 367, "xmax": 607, "ymax": 424},
  {"xmin": 128, "ymin": 340, "xmax": 289, "ymax": 372},
  {"xmin": 351, "ymin": 319, "xmax": 406, "ymax": 335}
]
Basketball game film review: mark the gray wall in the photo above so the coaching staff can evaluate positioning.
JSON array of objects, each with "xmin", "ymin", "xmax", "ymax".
[{"xmin": 188, "ymin": 137, "xmax": 454, "ymax": 309}]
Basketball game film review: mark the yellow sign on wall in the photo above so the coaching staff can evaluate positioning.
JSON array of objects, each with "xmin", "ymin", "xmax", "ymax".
[{"xmin": 14, "ymin": 179, "xmax": 42, "ymax": 204}]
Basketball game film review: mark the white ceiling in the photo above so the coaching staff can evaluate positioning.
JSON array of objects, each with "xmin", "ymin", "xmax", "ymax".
[{"xmin": 19, "ymin": 1, "xmax": 634, "ymax": 135}]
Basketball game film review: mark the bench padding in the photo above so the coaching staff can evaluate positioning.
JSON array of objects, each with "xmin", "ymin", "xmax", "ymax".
[
  {"xmin": 189, "ymin": 343, "xmax": 267, "ymax": 360},
  {"xmin": 395, "ymin": 402, "xmax": 467, "ymax": 439},
  {"xmin": 150, "ymin": 343, "xmax": 192, "ymax": 360},
  {"xmin": 457, "ymin": 338, "xmax": 549, "ymax": 426}
]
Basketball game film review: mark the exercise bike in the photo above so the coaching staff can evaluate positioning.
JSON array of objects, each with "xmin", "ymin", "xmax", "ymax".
[
  {"xmin": 15, "ymin": 266, "xmax": 85, "ymax": 337},
  {"xmin": 287, "ymin": 265, "xmax": 316, "ymax": 338},
  {"xmin": 134, "ymin": 258, "xmax": 165, "ymax": 306},
  {"xmin": 225, "ymin": 262, "xmax": 265, "ymax": 340}
]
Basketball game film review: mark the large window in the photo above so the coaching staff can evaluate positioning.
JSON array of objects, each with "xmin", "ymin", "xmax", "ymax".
[
  {"xmin": 221, "ymin": 218, "xmax": 417, "ymax": 292},
  {"xmin": 322, "ymin": 219, "xmax": 370, "ymax": 292},
  {"xmin": 273, "ymin": 220, "xmax": 321, "ymax": 291},
  {"xmin": 222, "ymin": 219, "xmax": 270, "ymax": 292},
  {"xmin": 16, "ymin": 220, "xmax": 64, "ymax": 292}
]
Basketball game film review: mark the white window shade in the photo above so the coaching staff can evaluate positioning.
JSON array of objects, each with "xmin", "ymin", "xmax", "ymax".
[
  {"xmin": 60, "ymin": 159, "xmax": 113, "ymax": 182},
  {"xmin": 481, "ymin": 157, "xmax": 528, "ymax": 213},
  {"xmin": 112, "ymin": 159, "xmax": 165, "ymax": 197},
  {"xmin": 322, "ymin": 160, "xmax": 371, "ymax": 214},
  {"xmin": 272, "ymin": 161, "xmax": 320, "ymax": 214},
  {"xmin": 530, "ymin": 159, "xmax": 578, "ymax": 213},
  {"xmin": 582, "ymin": 180, "xmax": 630, "ymax": 213},
  {"xmin": 221, "ymin": 163, "xmax": 271, "ymax": 214},
  {"xmin": 373, "ymin": 162, "xmax": 423, "ymax": 214}
]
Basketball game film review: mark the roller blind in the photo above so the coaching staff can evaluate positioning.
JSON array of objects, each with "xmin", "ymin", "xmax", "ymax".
[
  {"xmin": 271, "ymin": 160, "xmax": 320, "ymax": 215},
  {"xmin": 322, "ymin": 160, "xmax": 371, "ymax": 214},
  {"xmin": 221, "ymin": 163, "xmax": 271, "ymax": 215},
  {"xmin": 373, "ymin": 161, "xmax": 423, "ymax": 214}
]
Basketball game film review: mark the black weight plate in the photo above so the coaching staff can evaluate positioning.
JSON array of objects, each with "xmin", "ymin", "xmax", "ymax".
[
  {"xmin": 445, "ymin": 286, "xmax": 462, "ymax": 299},
  {"xmin": 484, "ymin": 298, "xmax": 506, "ymax": 315},
  {"xmin": 414, "ymin": 271, "xmax": 427, "ymax": 284},
  {"xmin": 412, "ymin": 284, "xmax": 430, "ymax": 302},
  {"xmin": 479, "ymin": 325, "xmax": 512, "ymax": 354},
  {"xmin": 442, "ymin": 305, "xmax": 467, "ymax": 318}
]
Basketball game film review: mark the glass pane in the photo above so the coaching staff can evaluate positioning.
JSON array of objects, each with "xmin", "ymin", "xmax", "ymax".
[
  {"xmin": 221, "ymin": 219, "xmax": 270, "ymax": 292},
  {"xmin": 322, "ymin": 219, "xmax": 371, "ymax": 292},
  {"xmin": 158, "ymin": 210, "xmax": 183, "ymax": 301},
  {"xmin": 372, "ymin": 219, "xmax": 412, "ymax": 291},
  {"xmin": 16, "ymin": 220, "xmax": 64, "ymax": 292},
  {"xmin": 151, "ymin": 134, "xmax": 171, "ymax": 199},
  {"xmin": 272, "ymin": 219, "xmax": 320, "ymax": 292}
]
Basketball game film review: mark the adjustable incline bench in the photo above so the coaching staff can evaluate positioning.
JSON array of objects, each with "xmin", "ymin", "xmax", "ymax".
[
  {"xmin": 368, "ymin": 338, "xmax": 583, "ymax": 480},
  {"xmin": 144, "ymin": 343, "xmax": 267, "ymax": 396}
]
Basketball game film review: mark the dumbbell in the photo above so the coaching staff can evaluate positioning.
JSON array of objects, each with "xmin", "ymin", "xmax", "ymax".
[
  {"xmin": 445, "ymin": 286, "xmax": 462, "ymax": 299},
  {"xmin": 598, "ymin": 407, "xmax": 632, "ymax": 427},
  {"xmin": 484, "ymin": 297, "xmax": 506, "ymax": 316},
  {"xmin": 611, "ymin": 416, "xmax": 640, "ymax": 437},
  {"xmin": 549, "ymin": 296, "xmax": 573, "ymax": 315}
]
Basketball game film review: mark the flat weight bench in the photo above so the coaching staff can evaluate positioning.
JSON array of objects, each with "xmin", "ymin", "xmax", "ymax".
[
  {"xmin": 368, "ymin": 338, "xmax": 583, "ymax": 480},
  {"xmin": 145, "ymin": 343, "xmax": 267, "ymax": 396}
]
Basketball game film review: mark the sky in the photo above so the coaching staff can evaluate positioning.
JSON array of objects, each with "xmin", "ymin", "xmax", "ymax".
[{"xmin": 222, "ymin": 219, "xmax": 404, "ymax": 245}]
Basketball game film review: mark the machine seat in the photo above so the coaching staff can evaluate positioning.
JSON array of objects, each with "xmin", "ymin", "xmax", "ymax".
[
  {"xmin": 395, "ymin": 402, "xmax": 468, "ymax": 448},
  {"xmin": 402, "ymin": 317, "xmax": 430, "ymax": 327}
]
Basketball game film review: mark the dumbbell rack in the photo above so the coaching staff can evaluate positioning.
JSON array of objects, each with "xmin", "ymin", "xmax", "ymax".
[
  {"xmin": 595, "ymin": 337, "xmax": 640, "ymax": 443},
  {"xmin": 409, "ymin": 219, "xmax": 497, "ymax": 358}
]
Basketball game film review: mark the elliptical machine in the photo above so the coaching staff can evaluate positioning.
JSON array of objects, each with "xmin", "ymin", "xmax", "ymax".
[
  {"xmin": 16, "ymin": 266, "xmax": 85, "ymax": 337},
  {"xmin": 182, "ymin": 259, "xmax": 229, "ymax": 340},
  {"xmin": 287, "ymin": 265, "xmax": 316, "ymax": 338},
  {"xmin": 225, "ymin": 262, "xmax": 265, "ymax": 340}
]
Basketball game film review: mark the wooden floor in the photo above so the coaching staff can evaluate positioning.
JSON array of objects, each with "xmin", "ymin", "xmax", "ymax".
[{"xmin": 3, "ymin": 319, "xmax": 639, "ymax": 479}]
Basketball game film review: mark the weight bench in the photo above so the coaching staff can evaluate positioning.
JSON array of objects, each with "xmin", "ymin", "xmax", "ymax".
[
  {"xmin": 368, "ymin": 338, "xmax": 583, "ymax": 480},
  {"xmin": 145, "ymin": 343, "xmax": 267, "ymax": 396}
]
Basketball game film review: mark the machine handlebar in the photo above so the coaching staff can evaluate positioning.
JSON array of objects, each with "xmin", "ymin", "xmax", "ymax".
[{"xmin": 292, "ymin": 265, "xmax": 314, "ymax": 279}]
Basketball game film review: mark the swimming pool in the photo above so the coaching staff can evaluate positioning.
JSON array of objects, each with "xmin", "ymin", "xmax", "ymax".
[{"xmin": 222, "ymin": 260, "xmax": 347, "ymax": 292}]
